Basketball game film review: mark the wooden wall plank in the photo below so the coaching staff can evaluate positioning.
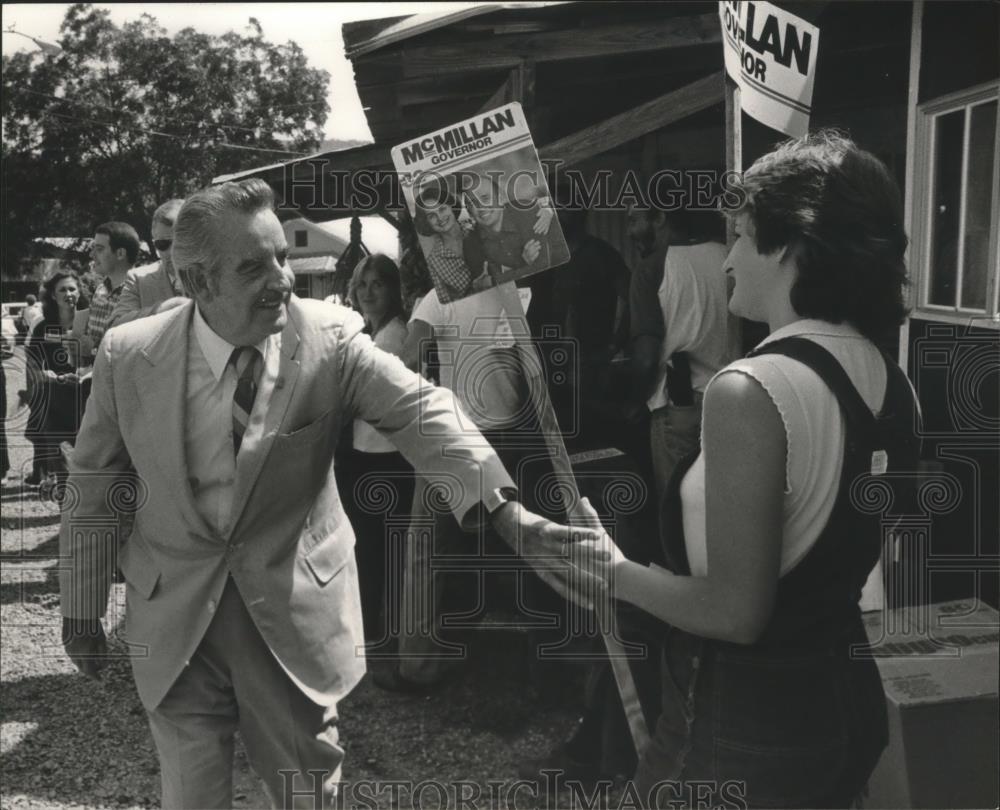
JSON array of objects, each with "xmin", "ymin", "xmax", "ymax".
[{"xmin": 539, "ymin": 73, "xmax": 725, "ymax": 168}]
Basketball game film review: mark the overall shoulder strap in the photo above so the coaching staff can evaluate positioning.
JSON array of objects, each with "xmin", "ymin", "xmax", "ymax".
[{"xmin": 748, "ymin": 336, "xmax": 877, "ymax": 440}]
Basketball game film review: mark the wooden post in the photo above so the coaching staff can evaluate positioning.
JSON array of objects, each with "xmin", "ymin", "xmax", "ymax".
[
  {"xmin": 898, "ymin": 0, "xmax": 924, "ymax": 375},
  {"xmin": 724, "ymin": 76, "xmax": 744, "ymax": 361}
]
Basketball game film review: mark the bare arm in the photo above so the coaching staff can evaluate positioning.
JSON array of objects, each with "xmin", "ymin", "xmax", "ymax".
[{"xmin": 579, "ymin": 371, "xmax": 786, "ymax": 643}]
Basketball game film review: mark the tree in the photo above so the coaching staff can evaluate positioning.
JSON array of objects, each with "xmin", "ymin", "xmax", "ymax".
[{"xmin": 2, "ymin": 4, "xmax": 330, "ymax": 276}]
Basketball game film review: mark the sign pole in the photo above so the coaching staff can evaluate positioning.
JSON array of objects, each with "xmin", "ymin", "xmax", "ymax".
[
  {"xmin": 724, "ymin": 75, "xmax": 744, "ymax": 359},
  {"xmin": 495, "ymin": 281, "xmax": 651, "ymax": 756}
]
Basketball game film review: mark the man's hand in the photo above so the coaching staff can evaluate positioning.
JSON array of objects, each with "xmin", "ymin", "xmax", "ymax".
[
  {"xmin": 533, "ymin": 202, "xmax": 554, "ymax": 235},
  {"xmin": 153, "ymin": 296, "xmax": 188, "ymax": 315},
  {"xmin": 62, "ymin": 617, "xmax": 108, "ymax": 680},
  {"xmin": 490, "ymin": 501, "xmax": 609, "ymax": 609}
]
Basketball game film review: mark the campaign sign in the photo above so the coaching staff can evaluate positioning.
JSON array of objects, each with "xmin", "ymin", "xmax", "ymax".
[
  {"xmin": 392, "ymin": 103, "xmax": 569, "ymax": 304},
  {"xmin": 719, "ymin": 0, "xmax": 820, "ymax": 137}
]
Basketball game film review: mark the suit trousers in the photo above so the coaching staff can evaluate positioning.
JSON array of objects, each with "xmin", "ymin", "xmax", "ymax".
[{"xmin": 145, "ymin": 576, "xmax": 343, "ymax": 809}]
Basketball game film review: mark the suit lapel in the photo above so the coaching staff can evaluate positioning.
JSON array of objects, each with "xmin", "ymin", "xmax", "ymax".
[
  {"xmin": 135, "ymin": 302, "xmax": 217, "ymax": 540},
  {"xmin": 225, "ymin": 316, "xmax": 302, "ymax": 539}
]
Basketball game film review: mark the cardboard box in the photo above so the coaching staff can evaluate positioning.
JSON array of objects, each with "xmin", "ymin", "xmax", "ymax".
[{"xmin": 863, "ymin": 599, "xmax": 999, "ymax": 809}]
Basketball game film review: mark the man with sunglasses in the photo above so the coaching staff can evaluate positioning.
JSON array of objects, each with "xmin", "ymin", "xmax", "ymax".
[{"xmin": 110, "ymin": 198, "xmax": 189, "ymax": 328}]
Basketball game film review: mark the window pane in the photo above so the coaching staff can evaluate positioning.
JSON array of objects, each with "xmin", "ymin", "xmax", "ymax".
[
  {"xmin": 928, "ymin": 110, "xmax": 965, "ymax": 306},
  {"xmin": 960, "ymin": 100, "xmax": 997, "ymax": 311}
]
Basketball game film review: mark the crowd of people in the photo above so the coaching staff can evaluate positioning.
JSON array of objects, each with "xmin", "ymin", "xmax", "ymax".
[
  {"xmin": 2, "ymin": 129, "xmax": 920, "ymax": 808},
  {"xmin": 6, "ymin": 201, "xmax": 190, "ymax": 490}
]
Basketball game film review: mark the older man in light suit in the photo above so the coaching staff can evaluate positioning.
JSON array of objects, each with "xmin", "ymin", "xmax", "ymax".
[
  {"xmin": 60, "ymin": 179, "xmax": 600, "ymax": 809},
  {"xmin": 109, "ymin": 198, "xmax": 188, "ymax": 328}
]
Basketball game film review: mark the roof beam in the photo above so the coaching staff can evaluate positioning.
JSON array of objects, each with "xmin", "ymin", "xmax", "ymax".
[
  {"xmin": 539, "ymin": 72, "xmax": 725, "ymax": 168},
  {"xmin": 390, "ymin": 14, "xmax": 721, "ymax": 80}
]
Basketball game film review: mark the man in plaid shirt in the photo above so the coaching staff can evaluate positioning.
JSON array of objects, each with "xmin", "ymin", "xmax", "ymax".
[{"xmin": 82, "ymin": 221, "xmax": 141, "ymax": 360}]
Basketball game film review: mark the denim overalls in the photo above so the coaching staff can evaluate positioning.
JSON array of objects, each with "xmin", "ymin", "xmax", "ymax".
[{"xmin": 632, "ymin": 337, "xmax": 920, "ymax": 808}]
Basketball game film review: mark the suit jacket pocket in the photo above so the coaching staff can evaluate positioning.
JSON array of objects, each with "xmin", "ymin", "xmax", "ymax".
[
  {"xmin": 278, "ymin": 408, "xmax": 335, "ymax": 446},
  {"xmin": 118, "ymin": 539, "xmax": 161, "ymax": 600},
  {"xmin": 303, "ymin": 534, "xmax": 352, "ymax": 585}
]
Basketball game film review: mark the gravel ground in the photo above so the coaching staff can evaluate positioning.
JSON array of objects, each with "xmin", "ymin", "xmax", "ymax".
[{"xmin": 1, "ymin": 348, "xmax": 606, "ymax": 810}]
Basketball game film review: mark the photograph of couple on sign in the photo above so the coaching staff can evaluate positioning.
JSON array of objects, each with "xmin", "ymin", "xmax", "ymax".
[{"xmin": 411, "ymin": 145, "xmax": 570, "ymax": 304}]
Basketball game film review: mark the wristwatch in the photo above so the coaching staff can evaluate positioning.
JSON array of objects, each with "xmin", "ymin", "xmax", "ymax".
[{"xmin": 482, "ymin": 486, "xmax": 518, "ymax": 517}]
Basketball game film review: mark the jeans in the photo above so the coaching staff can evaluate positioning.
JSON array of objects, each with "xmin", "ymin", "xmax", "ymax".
[
  {"xmin": 649, "ymin": 394, "xmax": 703, "ymax": 511},
  {"xmin": 632, "ymin": 625, "xmax": 887, "ymax": 808}
]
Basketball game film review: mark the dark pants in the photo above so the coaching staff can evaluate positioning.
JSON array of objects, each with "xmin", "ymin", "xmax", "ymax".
[
  {"xmin": 633, "ymin": 624, "xmax": 887, "ymax": 808},
  {"xmin": 338, "ymin": 448, "xmax": 414, "ymax": 644}
]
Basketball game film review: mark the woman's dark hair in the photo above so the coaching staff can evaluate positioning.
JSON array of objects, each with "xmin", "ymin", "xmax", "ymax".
[
  {"xmin": 732, "ymin": 129, "xmax": 909, "ymax": 342},
  {"xmin": 40, "ymin": 272, "xmax": 88, "ymax": 325},
  {"xmin": 412, "ymin": 178, "xmax": 462, "ymax": 238},
  {"xmin": 347, "ymin": 253, "xmax": 403, "ymax": 333}
]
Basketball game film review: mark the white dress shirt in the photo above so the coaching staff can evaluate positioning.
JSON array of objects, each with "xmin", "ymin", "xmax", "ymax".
[
  {"xmin": 187, "ymin": 307, "xmax": 339, "ymax": 705},
  {"xmin": 186, "ymin": 306, "xmax": 274, "ymax": 537}
]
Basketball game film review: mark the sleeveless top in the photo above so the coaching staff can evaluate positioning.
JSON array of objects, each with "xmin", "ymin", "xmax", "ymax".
[
  {"xmin": 659, "ymin": 323, "xmax": 921, "ymax": 647},
  {"xmin": 680, "ymin": 319, "xmax": 890, "ymax": 576}
]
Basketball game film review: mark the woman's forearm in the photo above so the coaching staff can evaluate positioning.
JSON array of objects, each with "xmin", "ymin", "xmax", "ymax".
[{"xmin": 613, "ymin": 559, "xmax": 772, "ymax": 645}]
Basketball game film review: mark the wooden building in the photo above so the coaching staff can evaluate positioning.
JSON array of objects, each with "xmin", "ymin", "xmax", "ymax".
[{"xmin": 219, "ymin": 1, "xmax": 998, "ymax": 608}]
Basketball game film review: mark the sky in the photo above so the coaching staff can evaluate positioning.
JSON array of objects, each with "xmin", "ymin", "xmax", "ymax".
[{"xmin": 1, "ymin": 2, "xmax": 477, "ymax": 143}]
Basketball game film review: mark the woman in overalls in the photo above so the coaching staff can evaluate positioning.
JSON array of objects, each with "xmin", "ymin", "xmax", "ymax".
[{"xmin": 577, "ymin": 130, "xmax": 919, "ymax": 807}]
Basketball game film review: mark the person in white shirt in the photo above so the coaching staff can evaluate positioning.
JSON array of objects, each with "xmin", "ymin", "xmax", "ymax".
[
  {"xmin": 340, "ymin": 254, "xmax": 413, "ymax": 643},
  {"xmin": 627, "ymin": 200, "xmax": 731, "ymax": 505}
]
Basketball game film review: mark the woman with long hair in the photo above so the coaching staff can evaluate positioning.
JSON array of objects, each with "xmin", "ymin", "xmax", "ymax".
[
  {"xmin": 412, "ymin": 181, "xmax": 479, "ymax": 303},
  {"xmin": 577, "ymin": 130, "xmax": 920, "ymax": 807},
  {"xmin": 341, "ymin": 254, "xmax": 414, "ymax": 643},
  {"xmin": 25, "ymin": 271, "xmax": 90, "ymax": 485}
]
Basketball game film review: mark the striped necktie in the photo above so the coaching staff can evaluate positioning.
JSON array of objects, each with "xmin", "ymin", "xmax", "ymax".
[{"xmin": 230, "ymin": 346, "xmax": 263, "ymax": 455}]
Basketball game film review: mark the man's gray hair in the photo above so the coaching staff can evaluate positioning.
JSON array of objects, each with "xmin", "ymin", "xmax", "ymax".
[
  {"xmin": 172, "ymin": 178, "xmax": 275, "ymax": 280},
  {"xmin": 152, "ymin": 198, "xmax": 185, "ymax": 228}
]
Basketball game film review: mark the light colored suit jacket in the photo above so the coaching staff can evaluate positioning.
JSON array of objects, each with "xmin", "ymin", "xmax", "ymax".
[
  {"xmin": 60, "ymin": 297, "xmax": 513, "ymax": 709},
  {"xmin": 109, "ymin": 261, "xmax": 179, "ymax": 328}
]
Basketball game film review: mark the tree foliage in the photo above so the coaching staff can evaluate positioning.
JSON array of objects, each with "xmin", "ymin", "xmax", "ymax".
[{"xmin": 2, "ymin": 4, "xmax": 330, "ymax": 275}]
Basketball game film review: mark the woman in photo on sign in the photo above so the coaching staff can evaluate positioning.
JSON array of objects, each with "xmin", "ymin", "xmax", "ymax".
[
  {"xmin": 340, "ymin": 253, "xmax": 415, "ymax": 643},
  {"xmin": 24, "ymin": 271, "xmax": 91, "ymax": 486},
  {"xmin": 412, "ymin": 182, "xmax": 488, "ymax": 303},
  {"xmin": 574, "ymin": 130, "xmax": 919, "ymax": 808}
]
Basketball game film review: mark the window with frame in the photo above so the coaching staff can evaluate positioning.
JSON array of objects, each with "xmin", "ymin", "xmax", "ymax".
[
  {"xmin": 913, "ymin": 80, "xmax": 999, "ymax": 323},
  {"xmin": 293, "ymin": 273, "xmax": 310, "ymax": 299},
  {"xmin": 294, "ymin": 230, "xmax": 308, "ymax": 248}
]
